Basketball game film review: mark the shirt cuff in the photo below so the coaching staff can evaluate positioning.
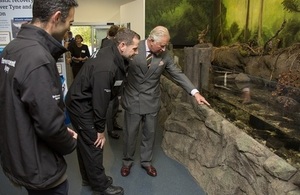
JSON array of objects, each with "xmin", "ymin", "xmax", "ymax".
[{"xmin": 191, "ymin": 89, "xmax": 199, "ymax": 96}]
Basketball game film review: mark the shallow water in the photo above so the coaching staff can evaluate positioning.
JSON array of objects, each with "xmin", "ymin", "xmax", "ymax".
[{"xmin": 209, "ymin": 71, "xmax": 300, "ymax": 168}]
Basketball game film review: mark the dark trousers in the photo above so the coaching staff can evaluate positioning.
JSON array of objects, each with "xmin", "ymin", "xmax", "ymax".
[
  {"xmin": 106, "ymin": 96, "xmax": 119, "ymax": 133},
  {"xmin": 26, "ymin": 180, "xmax": 68, "ymax": 195},
  {"xmin": 71, "ymin": 64, "xmax": 82, "ymax": 78},
  {"xmin": 68, "ymin": 112, "xmax": 111, "ymax": 192}
]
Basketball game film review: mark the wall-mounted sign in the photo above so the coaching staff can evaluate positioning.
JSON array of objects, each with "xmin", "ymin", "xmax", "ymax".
[
  {"xmin": 0, "ymin": 31, "xmax": 10, "ymax": 45},
  {"xmin": 11, "ymin": 17, "xmax": 32, "ymax": 38}
]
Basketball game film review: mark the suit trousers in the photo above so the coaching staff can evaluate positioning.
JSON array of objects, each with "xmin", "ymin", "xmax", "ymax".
[
  {"xmin": 68, "ymin": 112, "xmax": 111, "ymax": 192},
  {"xmin": 122, "ymin": 110, "xmax": 158, "ymax": 167}
]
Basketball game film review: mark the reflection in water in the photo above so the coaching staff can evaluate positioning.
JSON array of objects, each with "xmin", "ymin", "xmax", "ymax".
[
  {"xmin": 210, "ymin": 67, "xmax": 300, "ymax": 168},
  {"xmin": 236, "ymin": 82, "xmax": 251, "ymax": 104},
  {"xmin": 214, "ymin": 71, "xmax": 252, "ymax": 104}
]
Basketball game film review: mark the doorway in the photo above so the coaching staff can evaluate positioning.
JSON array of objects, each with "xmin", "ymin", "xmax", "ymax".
[
  {"xmin": 66, "ymin": 25, "xmax": 116, "ymax": 86},
  {"xmin": 70, "ymin": 24, "xmax": 114, "ymax": 54}
]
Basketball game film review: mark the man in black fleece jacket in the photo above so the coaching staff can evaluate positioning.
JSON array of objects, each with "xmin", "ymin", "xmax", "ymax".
[
  {"xmin": 65, "ymin": 28, "xmax": 140, "ymax": 195},
  {"xmin": 0, "ymin": 0, "xmax": 78, "ymax": 194}
]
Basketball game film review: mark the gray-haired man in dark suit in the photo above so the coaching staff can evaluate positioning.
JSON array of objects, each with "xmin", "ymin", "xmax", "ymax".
[{"xmin": 121, "ymin": 26, "xmax": 210, "ymax": 177}]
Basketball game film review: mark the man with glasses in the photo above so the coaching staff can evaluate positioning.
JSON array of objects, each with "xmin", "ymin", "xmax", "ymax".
[{"xmin": 120, "ymin": 26, "xmax": 210, "ymax": 177}]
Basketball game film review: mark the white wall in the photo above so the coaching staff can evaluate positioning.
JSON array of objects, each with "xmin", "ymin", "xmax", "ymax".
[
  {"xmin": 74, "ymin": 0, "xmax": 137, "ymax": 25},
  {"xmin": 74, "ymin": 0, "xmax": 145, "ymax": 38},
  {"xmin": 120, "ymin": 0, "xmax": 145, "ymax": 39}
]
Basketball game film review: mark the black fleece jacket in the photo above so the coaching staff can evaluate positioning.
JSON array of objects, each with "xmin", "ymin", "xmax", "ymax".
[
  {"xmin": 65, "ymin": 45, "xmax": 127, "ymax": 133},
  {"xmin": 0, "ymin": 24, "xmax": 77, "ymax": 189}
]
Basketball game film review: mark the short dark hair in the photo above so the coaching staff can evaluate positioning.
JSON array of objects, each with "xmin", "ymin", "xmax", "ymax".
[
  {"xmin": 32, "ymin": 0, "xmax": 78, "ymax": 23},
  {"xmin": 114, "ymin": 28, "xmax": 140, "ymax": 46},
  {"xmin": 107, "ymin": 25, "xmax": 119, "ymax": 37},
  {"xmin": 75, "ymin": 34, "xmax": 83, "ymax": 42}
]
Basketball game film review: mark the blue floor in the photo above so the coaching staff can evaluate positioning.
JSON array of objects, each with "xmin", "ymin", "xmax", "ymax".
[{"xmin": 0, "ymin": 113, "xmax": 206, "ymax": 195}]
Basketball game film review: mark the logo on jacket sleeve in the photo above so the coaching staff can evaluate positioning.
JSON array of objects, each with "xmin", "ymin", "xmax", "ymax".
[
  {"xmin": 114, "ymin": 80, "xmax": 123, "ymax": 86},
  {"xmin": 1, "ymin": 58, "xmax": 16, "ymax": 73},
  {"xmin": 52, "ymin": 94, "xmax": 61, "ymax": 100}
]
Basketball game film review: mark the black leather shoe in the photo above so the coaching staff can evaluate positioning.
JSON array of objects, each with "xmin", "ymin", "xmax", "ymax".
[
  {"xmin": 113, "ymin": 123, "xmax": 123, "ymax": 131},
  {"xmin": 107, "ymin": 176, "xmax": 113, "ymax": 184},
  {"xmin": 103, "ymin": 185, "xmax": 124, "ymax": 195},
  {"xmin": 93, "ymin": 185, "xmax": 124, "ymax": 195},
  {"xmin": 108, "ymin": 131, "xmax": 120, "ymax": 139}
]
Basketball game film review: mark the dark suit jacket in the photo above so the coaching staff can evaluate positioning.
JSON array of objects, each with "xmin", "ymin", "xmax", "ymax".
[
  {"xmin": 100, "ymin": 37, "xmax": 114, "ymax": 49},
  {"xmin": 122, "ymin": 40, "xmax": 196, "ymax": 114},
  {"xmin": 100, "ymin": 37, "xmax": 108, "ymax": 48}
]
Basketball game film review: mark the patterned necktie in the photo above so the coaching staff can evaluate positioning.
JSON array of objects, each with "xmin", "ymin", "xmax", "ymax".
[{"xmin": 146, "ymin": 53, "xmax": 152, "ymax": 68}]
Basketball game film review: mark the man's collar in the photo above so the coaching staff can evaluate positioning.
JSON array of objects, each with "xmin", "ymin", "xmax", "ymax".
[{"xmin": 145, "ymin": 40, "xmax": 150, "ymax": 53}]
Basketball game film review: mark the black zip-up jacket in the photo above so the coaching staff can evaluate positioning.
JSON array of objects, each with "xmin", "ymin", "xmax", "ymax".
[
  {"xmin": 65, "ymin": 45, "xmax": 127, "ymax": 132},
  {"xmin": 0, "ymin": 24, "xmax": 77, "ymax": 189}
]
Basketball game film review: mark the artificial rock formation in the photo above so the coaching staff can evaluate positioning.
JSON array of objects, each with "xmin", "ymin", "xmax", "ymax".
[{"xmin": 159, "ymin": 76, "xmax": 300, "ymax": 195}]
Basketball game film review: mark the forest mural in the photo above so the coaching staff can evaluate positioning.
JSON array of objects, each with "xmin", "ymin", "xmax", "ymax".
[
  {"xmin": 145, "ymin": 0, "xmax": 213, "ymax": 47},
  {"xmin": 145, "ymin": 0, "xmax": 300, "ymax": 48}
]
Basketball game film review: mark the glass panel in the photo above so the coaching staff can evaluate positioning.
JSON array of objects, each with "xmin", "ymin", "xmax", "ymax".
[
  {"xmin": 92, "ymin": 26, "xmax": 110, "ymax": 53},
  {"xmin": 209, "ymin": 65, "xmax": 300, "ymax": 165}
]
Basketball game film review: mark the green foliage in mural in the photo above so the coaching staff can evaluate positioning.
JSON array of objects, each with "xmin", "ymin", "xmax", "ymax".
[
  {"xmin": 229, "ymin": 22, "xmax": 240, "ymax": 39},
  {"xmin": 145, "ymin": 0, "xmax": 300, "ymax": 48},
  {"xmin": 146, "ymin": 0, "xmax": 213, "ymax": 47},
  {"xmin": 221, "ymin": 0, "xmax": 300, "ymax": 48},
  {"xmin": 279, "ymin": 19, "xmax": 300, "ymax": 47},
  {"xmin": 145, "ymin": 0, "xmax": 182, "ymax": 37},
  {"xmin": 282, "ymin": 0, "xmax": 300, "ymax": 12}
]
